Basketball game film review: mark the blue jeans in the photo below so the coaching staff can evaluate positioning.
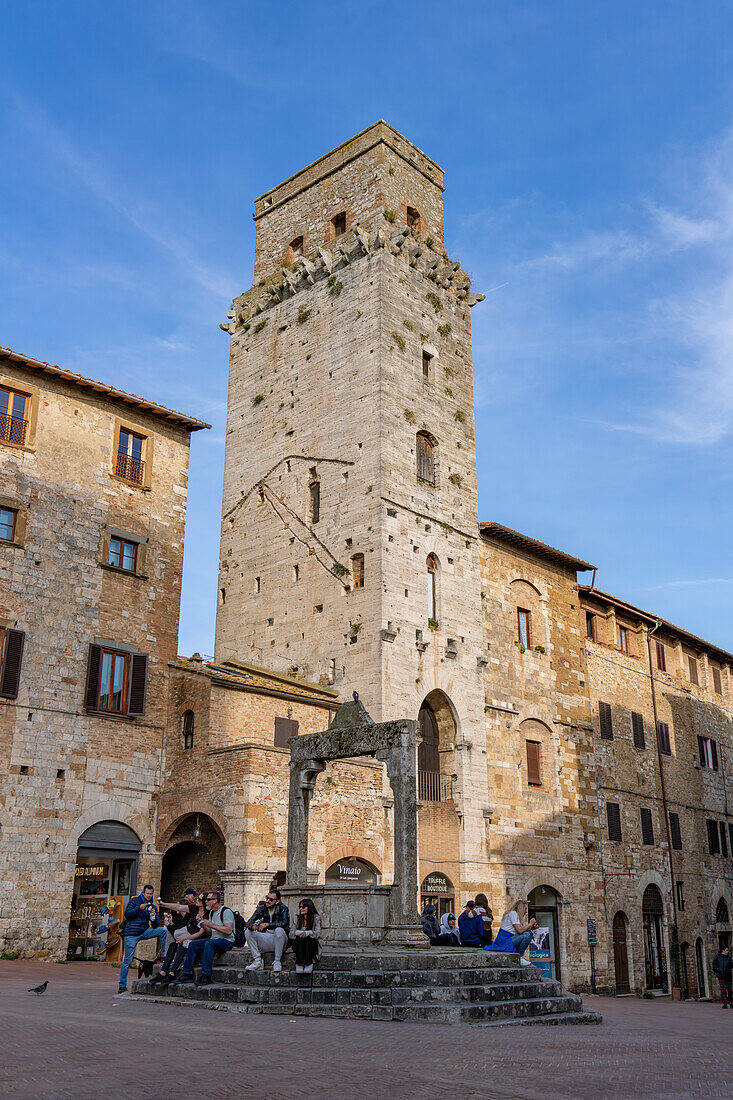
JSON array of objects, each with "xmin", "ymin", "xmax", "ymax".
[
  {"xmin": 181, "ymin": 937, "xmax": 233, "ymax": 978},
  {"xmin": 119, "ymin": 926, "xmax": 167, "ymax": 990},
  {"xmin": 511, "ymin": 930, "xmax": 533, "ymax": 956}
]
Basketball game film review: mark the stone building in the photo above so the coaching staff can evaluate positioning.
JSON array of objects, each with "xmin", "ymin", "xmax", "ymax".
[{"xmin": 0, "ymin": 346, "xmax": 208, "ymax": 958}]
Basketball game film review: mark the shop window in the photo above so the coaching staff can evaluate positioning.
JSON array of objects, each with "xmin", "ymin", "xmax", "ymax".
[
  {"xmin": 619, "ymin": 626, "xmax": 629, "ymax": 654},
  {"xmin": 526, "ymin": 740, "xmax": 541, "ymax": 786},
  {"xmin": 599, "ymin": 701, "xmax": 613, "ymax": 740},
  {"xmin": 517, "ymin": 609, "xmax": 531, "ymax": 649},
  {"xmin": 712, "ymin": 666, "xmax": 723, "ymax": 695},
  {"xmin": 182, "ymin": 710, "xmax": 194, "ymax": 750},
  {"xmin": 85, "ymin": 643, "xmax": 148, "ymax": 717},
  {"xmin": 585, "ymin": 612, "xmax": 597, "ymax": 641},
  {"xmin": 698, "ymin": 735, "xmax": 718, "ymax": 770},
  {"xmin": 426, "ymin": 554, "xmax": 439, "ymax": 622},
  {"xmin": 707, "ymin": 819, "xmax": 721, "ymax": 855},
  {"xmin": 115, "ymin": 426, "xmax": 147, "ymax": 486},
  {"xmin": 0, "ymin": 628, "xmax": 25, "ymax": 700},
  {"xmin": 351, "ymin": 553, "xmax": 364, "ymax": 589},
  {"xmin": 632, "ymin": 711, "xmax": 645, "ymax": 749},
  {"xmin": 331, "ymin": 212, "xmax": 347, "ymax": 237},
  {"xmin": 656, "ymin": 720, "xmax": 671, "ymax": 755},
  {"xmin": 655, "ymin": 640, "xmax": 667, "ymax": 672},
  {"xmin": 607, "ymin": 801, "xmax": 622, "ymax": 842},
  {"xmin": 274, "ymin": 716, "xmax": 299, "ymax": 748},
  {"xmin": 108, "ymin": 536, "xmax": 137, "ymax": 573},
  {"xmin": 688, "ymin": 655, "xmax": 699, "ymax": 686},
  {"xmin": 0, "ymin": 385, "xmax": 29, "ymax": 446},
  {"xmin": 0, "ymin": 506, "xmax": 17, "ymax": 542},
  {"xmin": 640, "ymin": 807, "xmax": 655, "ymax": 845},
  {"xmin": 416, "ymin": 432, "xmax": 436, "ymax": 486},
  {"xmin": 288, "ymin": 235, "xmax": 304, "ymax": 260},
  {"xmin": 669, "ymin": 811, "xmax": 682, "ymax": 850}
]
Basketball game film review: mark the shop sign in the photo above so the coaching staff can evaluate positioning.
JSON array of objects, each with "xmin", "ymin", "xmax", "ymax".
[
  {"xmin": 325, "ymin": 858, "xmax": 378, "ymax": 883},
  {"xmin": 421, "ymin": 873, "xmax": 451, "ymax": 894},
  {"xmin": 587, "ymin": 918, "xmax": 597, "ymax": 945},
  {"xmin": 75, "ymin": 864, "xmax": 106, "ymax": 878}
]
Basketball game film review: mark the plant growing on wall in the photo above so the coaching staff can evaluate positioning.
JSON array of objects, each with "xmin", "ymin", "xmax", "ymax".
[
  {"xmin": 437, "ymin": 323, "xmax": 452, "ymax": 337},
  {"xmin": 383, "ymin": 208, "xmax": 396, "ymax": 223},
  {"xmin": 448, "ymin": 472, "xmax": 462, "ymax": 486},
  {"xmin": 402, "ymin": 319, "xmax": 414, "ymax": 331},
  {"xmin": 454, "ymin": 409, "xmax": 465, "ymax": 423},
  {"xmin": 403, "ymin": 409, "xmax": 415, "ymax": 423},
  {"xmin": 332, "ymin": 562, "xmax": 349, "ymax": 577},
  {"xmin": 328, "ymin": 276, "xmax": 343, "ymax": 297},
  {"xmin": 252, "ymin": 394, "xmax": 265, "ymax": 406},
  {"xmin": 428, "ymin": 617, "xmax": 439, "ymax": 632},
  {"xmin": 515, "ymin": 641, "xmax": 526, "ymax": 654},
  {"xmin": 426, "ymin": 292, "xmax": 441, "ymax": 312},
  {"xmin": 392, "ymin": 332, "xmax": 406, "ymax": 352},
  {"xmin": 350, "ymin": 621, "xmax": 362, "ymax": 634},
  {"xmin": 425, "ymin": 236, "xmax": 435, "ymax": 249},
  {"xmin": 297, "ymin": 308, "xmax": 311, "ymax": 324},
  {"xmin": 534, "ymin": 645, "xmax": 545, "ymax": 653},
  {"xmin": 254, "ymin": 320, "xmax": 267, "ymax": 333}
]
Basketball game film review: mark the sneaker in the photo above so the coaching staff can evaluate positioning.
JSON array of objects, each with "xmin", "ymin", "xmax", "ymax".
[
  {"xmin": 161, "ymin": 975, "xmax": 176, "ymax": 985},
  {"xmin": 149, "ymin": 974, "xmax": 166, "ymax": 985},
  {"xmin": 520, "ymin": 958, "xmax": 532, "ymax": 967},
  {"xmin": 303, "ymin": 964, "xmax": 313, "ymax": 974},
  {"xmin": 116, "ymin": 987, "xmax": 128, "ymax": 994},
  {"xmin": 272, "ymin": 960, "xmax": 282, "ymax": 973},
  {"xmin": 295, "ymin": 965, "xmax": 304, "ymax": 974},
  {"xmin": 245, "ymin": 959, "xmax": 263, "ymax": 971},
  {"xmin": 169, "ymin": 974, "xmax": 193, "ymax": 986},
  {"xmin": 195, "ymin": 974, "xmax": 212, "ymax": 987}
]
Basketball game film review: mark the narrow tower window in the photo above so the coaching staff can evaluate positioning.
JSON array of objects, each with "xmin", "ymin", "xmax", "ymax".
[
  {"xmin": 427, "ymin": 554, "xmax": 439, "ymax": 622},
  {"xmin": 351, "ymin": 553, "xmax": 364, "ymax": 589},
  {"xmin": 309, "ymin": 479, "xmax": 320, "ymax": 524},
  {"xmin": 332, "ymin": 212, "xmax": 347, "ymax": 237},
  {"xmin": 517, "ymin": 609, "xmax": 531, "ymax": 649},
  {"xmin": 288, "ymin": 235, "xmax": 304, "ymax": 260},
  {"xmin": 182, "ymin": 710, "xmax": 194, "ymax": 750},
  {"xmin": 416, "ymin": 432, "xmax": 435, "ymax": 486},
  {"xmin": 422, "ymin": 351, "xmax": 433, "ymax": 385},
  {"xmin": 406, "ymin": 206, "xmax": 421, "ymax": 232}
]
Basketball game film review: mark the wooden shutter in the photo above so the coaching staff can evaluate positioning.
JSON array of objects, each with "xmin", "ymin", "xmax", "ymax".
[
  {"xmin": 599, "ymin": 701, "xmax": 613, "ymax": 740},
  {"xmin": 707, "ymin": 819, "xmax": 720, "ymax": 855},
  {"xmin": 697, "ymin": 734, "xmax": 706, "ymax": 766},
  {"xmin": 274, "ymin": 717, "xmax": 299, "ymax": 748},
  {"xmin": 526, "ymin": 741, "xmax": 541, "ymax": 786},
  {"xmin": 632, "ymin": 712, "xmax": 645, "ymax": 749},
  {"xmin": 655, "ymin": 640, "xmax": 666, "ymax": 671},
  {"xmin": 0, "ymin": 629, "xmax": 25, "ymax": 699},
  {"xmin": 127, "ymin": 653, "xmax": 148, "ymax": 716},
  {"xmin": 84, "ymin": 643, "xmax": 102, "ymax": 710},
  {"xmin": 657, "ymin": 721, "xmax": 671, "ymax": 755},
  {"xmin": 416, "ymin": 434, "xmax": 435, "ymax": 486},
  {"xmin": 640, "ymin": 807, "xmax": 654, "ymax": 846},
  {"xmin": 711, "ymin": 739, "xmax": 719, "ymax": 771},
  {"xmin": 607, "ymin": 802, "xmax": 622, "ymax": 842},
  {"xmin": 721, "ymin": 822, "xmax": 729, "ymax": 858},
  {"xmin": 669, "ymin": 811, "xmax": 682, "ymax": 851}
]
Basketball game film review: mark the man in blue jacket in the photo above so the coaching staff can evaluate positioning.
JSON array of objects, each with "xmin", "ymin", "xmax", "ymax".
[
  {"xmin": 458, "ymin": 900, "xmax": 484, "ymax": 948},
  {"xmin": 117, "ymin": 885, "xmax": 167, "ymax": 993}
]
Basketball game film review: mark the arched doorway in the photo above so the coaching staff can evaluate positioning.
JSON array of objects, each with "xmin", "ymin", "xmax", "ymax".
[
  {"xmin": 69, "ymin": 820, "xmax": 141, "ymax": 962},
  {"xmin": 613, "ymin": 911, "xmax": 630, "ymax": 994},
  {"xmin": 680, "ymin": 942, "xmax": 691, "ymax": 999},
  {"xmin": 420, "ymin": 872, "xmax": 455, "ymax": 918},
  {"xmin": 417, "ymin": 691, "xmax": 456, "ymax": 802},
  {"xmin": 695, "ymin": 937, "xmax": 707, "ymax": 998},
  {"xmin": 161, "ymin": 814, "xmax": 226, "ymax": 901},
  {"xmin": 642, "ymin": 884, "xmax": 667, "ymax": 991},
  {"xmin": 528, "ymin": 885, "xmax": 561, "ymax": 981},
  {"xmin": 325, "ymin": 857, "xmax": 379, "ymax": 884},
  {"xmin": 715, "ymin": 897, "xmax": 731, "ymax": 950}
]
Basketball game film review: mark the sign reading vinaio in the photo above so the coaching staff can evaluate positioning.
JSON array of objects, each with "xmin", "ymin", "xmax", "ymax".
[{"xmin": 325, "ymin": 857, "xmax": 378, "ymax": 883}]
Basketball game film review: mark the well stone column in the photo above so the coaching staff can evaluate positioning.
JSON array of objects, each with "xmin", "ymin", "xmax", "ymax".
[{"xmin": 286, "ymin": 757, "xmax": 325, "ymax": 889}]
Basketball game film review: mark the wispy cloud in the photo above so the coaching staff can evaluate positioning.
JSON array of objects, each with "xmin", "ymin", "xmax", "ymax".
[{"xmin": 638, "ymin": 578, "xmax": 733, "ymax": 590}]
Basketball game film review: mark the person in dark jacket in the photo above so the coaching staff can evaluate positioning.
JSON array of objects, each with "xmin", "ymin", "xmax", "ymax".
[
  {"xmin": 458, "ymin": 900, "xmax": 484, "ymax": 947},
  {"xmin": 117, "ymin": 885, "xmax": 167, "ymax": 993},
  {"xmin": 244, "ymin": 887, "xmax": 290, "ymax": 972},
  {"xmin": 421, "ymin": 904, "xmax": 442, "ymax": 944},
  {"xmin": 713, "ymin": 945, "xmax": 733, "ymax": 1007}
]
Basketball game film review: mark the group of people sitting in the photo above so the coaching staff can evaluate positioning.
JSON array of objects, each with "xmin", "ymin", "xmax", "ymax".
[
  {"xmin": 115, "ymin": 884, "xmax": 320, "ymax": 993},
  {"xmin": 421, "ymin": 894, "xmax": 539, "ymax": 966}
]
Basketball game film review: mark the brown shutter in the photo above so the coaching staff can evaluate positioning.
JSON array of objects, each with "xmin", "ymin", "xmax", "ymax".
[
  {"xmin": 720, "ymin": 821, "xmax": 729, "ymax": 858},
  {"xmin": 274, "ymin": 717, "xmax": 299, "ymax": 748},
  {"xmin": 711, "ymin": 739, "xmax": 719, "ymax": 771},
  {"xmin": 526, "ymin": 740, "xmax": 541, "ymax": 786},
  {"xmin": 127, "ymin": 653, "xmax": 148, "ymax": 716},
  {"xmin": 657, "ymin": 721, "xmax": 671, "ymax": 755},
  {"xmin": 669, "ymin": 812, "xmax": 682, "ymax": 851},
  {"xmin": 84, "ymin": 644, "xmax": 102, "ymax": 710},
  {"xmin": 697, "ymin": 734, "xmax": 705, "ymax": 765},
  {"xmin": 607, "ymin": 802, "xmax": 622, "ymax": 842},
  {"xmin": 707, "ymin": 819, "xmax": 720, "ymax": 855},
  {"xmin": 0, "ymin": 629, "xmax": 25, "ymax": 699},
  {"xmin": 632, "ymin": 712, "xmax": 645, "ymax": 749},
  {"xmin": 640, "ymin": 807, "xmax": 654, "ymax": 845},
  {"xmin": 599, "ymin": 701, "xmax": 613, "ymax": 740},
  {"xmin": 416, "ymin": 434, "xmax": 435, "ymax": 486}
]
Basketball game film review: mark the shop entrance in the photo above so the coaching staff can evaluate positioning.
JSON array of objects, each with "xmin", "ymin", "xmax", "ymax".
[
  {"xmin": 420, "ymin": 872, "xmax": 455, "ymax": 918},
  {"xmin": 68, "ymin": 821, "xmax": 141, "ymax": 962},
  {"xmin": 612, "ymin": 911, "xmax": 631, "ymax": 994},
  {"xmin": 528, "ymin": 885, "xmax": 561, "ymax": 981},
  {"xmin": 642, "ymin": 884, "xmax": 667, "ymax": 991}
]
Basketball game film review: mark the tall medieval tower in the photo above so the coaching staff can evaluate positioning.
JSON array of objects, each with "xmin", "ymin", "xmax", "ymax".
[{"xmin": 216, "ymin": 123, "xmax": 489, "ymax": 889}]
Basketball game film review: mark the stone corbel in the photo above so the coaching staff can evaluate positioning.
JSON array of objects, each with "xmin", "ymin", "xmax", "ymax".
[
  {"xmin": 317, "ymin": 247, "xmax": 333, "ymax": 273},
  {"xmin": 389, "ymin": 227, "xmax": 410, "ymax": 254},
  {"xmin": 372, "ymin": 228, "xmax": 387, "ymax": 250},
  {"xmin": 408, "ymin": 245, "xmax": 424, "ymax": 268},
  {"xmin": 355, "ymin": 226, "xmax": 370, "ymax": 254},
  {"xmin": 335, "ymin": 244, "xmax": 352, "ymax": 265},
  {"xmin": 466, "ymin": 292, "xmax": 485, "ymax": 307}
]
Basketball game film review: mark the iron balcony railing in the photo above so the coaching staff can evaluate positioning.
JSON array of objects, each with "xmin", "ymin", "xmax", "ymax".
[
  {"xmin": 116, "ymin": 451, "xmax": 145, "ymax": 485},
  {"xmin": 418, "ymin": 770, "xmax": 455, "ymax": 803},
  {"xmin": 0, "ymin": 415, "xmax": 28, "ymax": 446}
]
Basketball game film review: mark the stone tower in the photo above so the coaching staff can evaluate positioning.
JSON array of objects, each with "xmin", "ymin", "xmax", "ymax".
[{"xmin": 216, "ymin": 122, "xmax": 489, "ymax": 889}]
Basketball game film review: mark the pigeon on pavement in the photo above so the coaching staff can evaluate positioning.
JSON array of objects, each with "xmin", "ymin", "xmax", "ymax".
[{"xmin": 28, "ymin": 981, "xmax": 48, "ymax": 995}]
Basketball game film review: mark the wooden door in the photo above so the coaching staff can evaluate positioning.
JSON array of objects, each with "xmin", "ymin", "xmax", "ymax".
[{"xmin": 613, "ymin": 912, "xmax": 630, "ymax": 994}]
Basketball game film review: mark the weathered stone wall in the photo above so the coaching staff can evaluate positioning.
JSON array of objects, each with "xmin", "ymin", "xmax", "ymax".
[{"xmin": 0, "ymin": 358, "xmax": 193, "ymax": 956}]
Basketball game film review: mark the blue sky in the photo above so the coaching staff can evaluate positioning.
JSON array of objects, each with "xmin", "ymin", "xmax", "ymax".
[{"xmin": 2, "ymin": 1, "xmax": 733, "ymax": 654}]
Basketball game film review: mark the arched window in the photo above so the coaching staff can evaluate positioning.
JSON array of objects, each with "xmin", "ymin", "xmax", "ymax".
[
  {"xmin": 406, "ymin": 206, "xmax": 421, "ymax": 232},
  {"xmin": 416, "ymin": 432, "xmax": 435, "ymax": 486},
  {"xmin": 418, "ymin": 700, "xmax": 440, "ymax": 773},
  {"xmin": 426, "ymin": 554, "xmax": 439, "ymax": 622},
  {"xmin": 716, "ymin": 897, "xmax": 730, "ymax": 924},
  {"xmin": 288, "ymin": 235, "xmax": 304, "ymax": 260},
  {"xmin": 331, "ymin": 212, "xmax": 347, "ymax": 238},
  {"xmin": 182, "ymin": 710, "xmax": 194, "ymax": 750},
  {"xmin": 351, "ymin": 553, "xmax": 364, "ymax": 589}
]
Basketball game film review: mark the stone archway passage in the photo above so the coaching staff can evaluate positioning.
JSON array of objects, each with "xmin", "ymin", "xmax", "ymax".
[
  {"xmin": 642, "ymin": 884, "xmax": 667, "ymax": 991},
  {"xmin": 161, "ymin": 814, "xmax": 226, "ymax": 901}
]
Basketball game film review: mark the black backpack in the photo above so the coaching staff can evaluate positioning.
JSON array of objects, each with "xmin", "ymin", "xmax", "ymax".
[{"xmin": 231, "ymin": 910, "xmax": 247, "ymax": 948}]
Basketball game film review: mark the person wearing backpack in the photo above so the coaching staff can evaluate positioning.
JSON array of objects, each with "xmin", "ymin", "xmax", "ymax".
[{"xmin": 170, "ymin": 890, "xmax": 235, "ymax": 987}]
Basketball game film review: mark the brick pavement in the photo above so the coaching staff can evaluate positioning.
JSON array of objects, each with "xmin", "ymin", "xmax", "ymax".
[{"xmin": 1, "ymin": 962, "xmax": 731, "ymax": 1099}]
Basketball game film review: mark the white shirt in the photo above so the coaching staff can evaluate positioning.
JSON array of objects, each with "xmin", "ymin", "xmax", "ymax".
[{"xmin": 500, "ymin": 910, "xmax": 520, "ymax": 934}]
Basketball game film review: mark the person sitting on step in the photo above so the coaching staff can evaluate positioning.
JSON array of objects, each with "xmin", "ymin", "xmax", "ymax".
[
  {"xmin": 170, "ymin": 891, "xmax": 235, "ymax": 987},
  {"xmin": 474, "ymin": 892, "xmax": 494, "ymax": 946},
  {"xmin": 245, "ymin": 887, "xmax": 290, "ymax": 972},
  {"xmin": 484, "ymin": 899, "xmax": 537, "ymax": 966},
  {"xmin": 289, "ymin": 897, "xmax": 321, "ymax": 973},
  {"xmin": 439, "ymin": 911, "xmax": 460, "ymax": 946},
  {"xmin": 458, "ymin": 900, "xmax": 485, "ymax": 948},
  {"xmin": 152, "ymin": 888, "xmax": 208, "ymax": 984}
]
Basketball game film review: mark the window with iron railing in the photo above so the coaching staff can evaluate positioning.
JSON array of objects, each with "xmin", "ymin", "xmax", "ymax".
[
  {"xmin": 116, "ymin": 427, "xmax": 146, "ymax": 485},
  {"xmin": 418, "ymin": 770, "xmax": 454, "ymax": 802},
  {"xmin": 0, "ymin": 386, "xmax": 28, "ymax": 446}
]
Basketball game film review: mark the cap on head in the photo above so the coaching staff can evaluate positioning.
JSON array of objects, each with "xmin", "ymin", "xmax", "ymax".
[
  {"xmin": 465, "ymin": 899, "xmax": 475, "ymax": 908},
  {"xmin": 184, "ymin": 888, "xmax": 197, "ymax": 897}
]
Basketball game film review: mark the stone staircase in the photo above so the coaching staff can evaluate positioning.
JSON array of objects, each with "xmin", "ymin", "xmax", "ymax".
[{"xmin": 131, "ymin": 948, "xmax": 602, "ymax": 1026}]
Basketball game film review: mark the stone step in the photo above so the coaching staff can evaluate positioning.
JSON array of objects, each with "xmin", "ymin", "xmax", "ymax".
[
  {"xmin": 391, "ymin": 996, "xmax": 584, "ymax": 1024},
  {"xmin": 220, "ymin": 949, "xmax": 521, "ymax": 971},
  {"xmin": 208, "ymin": 964, "xmax": 547, "ymax": 988}
]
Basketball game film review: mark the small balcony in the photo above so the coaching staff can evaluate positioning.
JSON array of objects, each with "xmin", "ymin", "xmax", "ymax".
[
  {"xmin": 418, "ymin": 770, "xmax": 455, "ymax": 803},
  {"xmin": 115, "ymin": 451, "xmax": 145, "ymax": 485},
  {"xmin": 0, "ymin": 415, "xmax": 28, "ymax": 446}
]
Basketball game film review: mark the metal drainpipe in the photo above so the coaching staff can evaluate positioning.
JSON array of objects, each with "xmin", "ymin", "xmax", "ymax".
[{"xmin": 646, "ymin": 620, "xmax": 678, "ymax": 927}]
